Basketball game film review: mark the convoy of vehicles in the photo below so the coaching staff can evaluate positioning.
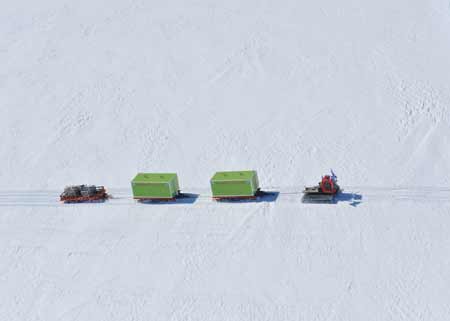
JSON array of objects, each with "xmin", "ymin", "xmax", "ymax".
[{"xmin": 60, "ymin": 170, "xmax": 341, "ymax": 204}]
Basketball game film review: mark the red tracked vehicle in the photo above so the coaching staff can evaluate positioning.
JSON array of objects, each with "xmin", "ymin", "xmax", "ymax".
[{"xmin": 302, "ymin": 172, "xmax": 341, "ymax": 203}]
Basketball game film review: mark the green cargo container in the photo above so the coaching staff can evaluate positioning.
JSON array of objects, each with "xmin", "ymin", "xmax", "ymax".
[
  {"xmin": 210, "ymin": 170, "xmax": 260, "ymax": 198},
  {"xmin": 131, "ymin": 173, "xmax": 180, "ymax": 199}
]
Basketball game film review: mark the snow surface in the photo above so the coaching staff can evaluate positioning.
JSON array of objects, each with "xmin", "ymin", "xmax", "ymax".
[{"xmin": 2, "ymin": 0, "xmax": 450, "ymax": 320}]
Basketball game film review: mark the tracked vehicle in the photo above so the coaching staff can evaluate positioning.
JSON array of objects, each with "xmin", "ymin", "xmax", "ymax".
[{"xmin": 302, "ymin": 172, "xmax": 341, "ymax": 203}]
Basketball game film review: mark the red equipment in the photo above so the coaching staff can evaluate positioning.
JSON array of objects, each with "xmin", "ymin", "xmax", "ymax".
[
  {"xmin": 319, "ymin": 175, "xmax": 339, "ymax": 194},
  {"xmin": 302, "ymin": 173, "xmax": 341, "ymax": 203}
]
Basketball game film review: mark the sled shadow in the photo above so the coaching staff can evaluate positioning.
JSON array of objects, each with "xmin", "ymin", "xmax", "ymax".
[
  {"xmin": 138, "ymin": 193, "xmax": 199, "ymax": 205},
  {"xmin": 334, "ymin": 192, "xmax": 363, "ymax": 207}
]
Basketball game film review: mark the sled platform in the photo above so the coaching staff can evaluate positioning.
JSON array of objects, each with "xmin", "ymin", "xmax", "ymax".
[
  {"xmin": 213, "ymin": 189, "xmax": 269, "ymax": 202},
  {"xmin": 136, "ymin": 197, "xmax": 177, "ymax": 203},
  {"xmin": 60, "ymin": 192, "xmax": 108, "ymax": 203},
  {"xmin": 135, "ymin": 192, "xmax": 190, "ymax": 203}
]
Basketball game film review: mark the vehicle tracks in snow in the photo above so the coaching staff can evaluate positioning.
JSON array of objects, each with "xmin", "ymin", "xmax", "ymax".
[{"xmin": 0, "ymin": 186, "xmax": 449, "ymax": 207}]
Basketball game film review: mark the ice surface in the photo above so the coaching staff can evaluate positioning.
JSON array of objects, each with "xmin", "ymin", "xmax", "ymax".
[{"xmin": 1, "ymin": 1, "xmax": 450, "ymax": 320}]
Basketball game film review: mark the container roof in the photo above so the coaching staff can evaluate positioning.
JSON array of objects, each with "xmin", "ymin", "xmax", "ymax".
[
  {"xmin": 211, "ymin": 170, "xmax": 257, "ymax": 181},
  {"xmin": 132, "ymin": 173, "xmax": 177, "ymax": 183}
]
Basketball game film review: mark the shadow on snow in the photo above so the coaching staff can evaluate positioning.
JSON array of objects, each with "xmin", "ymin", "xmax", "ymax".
[
  {"xmin": 335, "ymin": 192, "xmax": 363, "ymax": 207},
  {"xmin": 214, "ymin": 191, "xmax": 279, "ymax": 203},
  {"xmin": 137, "ymin": 193, "xmax": 199, "ymax": 205},
  {"xmin": 302, "ymin": 192, "xmax": 363, "ymax": 206}
]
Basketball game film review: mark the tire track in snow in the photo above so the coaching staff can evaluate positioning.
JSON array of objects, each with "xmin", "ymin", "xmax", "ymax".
[{"xmin": 0, "ymin": 186, "xmax": 449, "ymax": 207}]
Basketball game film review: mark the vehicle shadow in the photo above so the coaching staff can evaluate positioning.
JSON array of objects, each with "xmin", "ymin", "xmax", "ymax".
[
  {"xmin": 334, "ymin": 192, "xmax": 363, "ymax": 207},
  {"xmin": 138, "ymin": 193, "xmax": 199, "ymax": 205}
]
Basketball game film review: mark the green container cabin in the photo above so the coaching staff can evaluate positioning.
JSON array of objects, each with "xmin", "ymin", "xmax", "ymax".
[
  {"xmin": 210, "ymin": 170, "xmax": 260, "ymax": 199},
  {"xmin": 131, "ymin": 173, "xmax": 180, "ymax": 200}
]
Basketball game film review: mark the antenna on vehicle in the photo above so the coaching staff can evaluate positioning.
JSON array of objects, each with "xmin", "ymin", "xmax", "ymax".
[{"xmin": 330, "ymin": 169, "xmax": 337, "ymax": 180}]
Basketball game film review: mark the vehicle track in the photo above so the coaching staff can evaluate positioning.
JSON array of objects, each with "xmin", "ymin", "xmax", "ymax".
[{"xmin": 0, "ymin": 186, "xmax": 449, "ymax": 207}]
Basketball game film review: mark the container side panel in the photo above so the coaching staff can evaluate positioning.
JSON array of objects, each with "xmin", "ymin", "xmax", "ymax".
[
  {"xmin": 174, "ymin": 175, "xmax": 180, "ymax": 193},
  {"xmin": 132, "ymin": 183, "xmax": 172, "ymax": 198},
  {"xmin": 210, "ymin": 180, "xmax": 254, "ymax": 197},
  {"xmin": 167, "ymin": 180, "xmax": 173, "ymax": 196},
  {"xmin": 167, "ymin": 177, "xmax": 178, "ymax": 197},
  {"xmin": 252, "ymin": 173, "xmax": 260, "ymax": 192}
]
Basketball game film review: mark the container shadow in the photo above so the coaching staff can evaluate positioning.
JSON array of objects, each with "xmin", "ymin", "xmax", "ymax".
[
  {"xmin": 215, "ymin": 191, "xmax": 279, "ymax": 203},
  {"xmin": 257, "ymin": 191, "xmax": 279, "ymax": 203},
  {"xmin": 138, "ymin": 193, "xmax": 199, "ymax": 205}
]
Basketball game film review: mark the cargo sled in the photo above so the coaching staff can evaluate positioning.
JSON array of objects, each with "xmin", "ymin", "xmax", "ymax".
[
  {"xmin": 131, "ymin": 173, "xmax": 181, "ymax": 202},
  {"xmin": 210, "ymin": 170, "xmax": 264, "ymax": 201},
  {"xmin": 60, "ymin": 185, "xmax": 108, "ymax": 203}
]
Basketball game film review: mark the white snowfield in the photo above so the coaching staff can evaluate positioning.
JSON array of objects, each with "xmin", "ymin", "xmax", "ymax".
[{"xmin": 1, "ymin": 0, "xmax": 450, "ymax": 320}]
